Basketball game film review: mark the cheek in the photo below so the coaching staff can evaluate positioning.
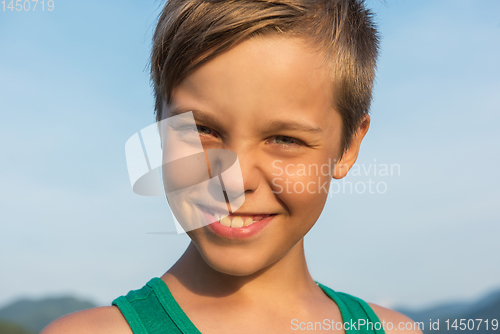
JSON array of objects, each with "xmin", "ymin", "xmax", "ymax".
[{"xmin": 268, "ymin": 161, "xmax": 332, "ymax": 217}]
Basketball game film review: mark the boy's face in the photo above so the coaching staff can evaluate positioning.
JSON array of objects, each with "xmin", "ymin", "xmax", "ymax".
[{"xmin": 165, "ymin": 34, "xmax": 365, "ymax": 275}]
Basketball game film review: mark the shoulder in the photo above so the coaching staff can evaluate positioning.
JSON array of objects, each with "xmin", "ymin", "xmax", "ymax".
[
  {"xmin": 40, "ymin": 306, "xmax": 133, "ymax": 334},
  {"xmin": 368, "ymin": 303, "xmax": 424, "ymax": 334}
]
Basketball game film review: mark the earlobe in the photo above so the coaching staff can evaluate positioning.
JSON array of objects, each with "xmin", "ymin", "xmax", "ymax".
[
  {"xmin": 332, "ymin": 114, "xmax": 370, "ymax": 180},
  {"xmin": 332, "ymin": 160, "xmax": 350, "ymax": 179}
]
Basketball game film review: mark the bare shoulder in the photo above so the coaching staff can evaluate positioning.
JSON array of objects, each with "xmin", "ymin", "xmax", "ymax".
[
  {"xmin": 40, "ymin": 306, "xmax": 132, "ymax": 334},
  {"xmin": 368, "ymin": 303, "xmax": 424, "ymax": 334}
]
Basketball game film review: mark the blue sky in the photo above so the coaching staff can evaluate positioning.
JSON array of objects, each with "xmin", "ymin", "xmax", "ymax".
[{"xmin": 0, "ymin": 0, "xmax": 499, "ymax": 310}]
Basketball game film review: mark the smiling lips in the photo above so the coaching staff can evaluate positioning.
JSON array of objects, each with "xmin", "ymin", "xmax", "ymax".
[
  {"xmin": 206, "ymin": 208, "xmax": 273, "ymax": 228},
  {"xmin": 195, "ymin": 204, "xmax": 277, "ymax": 238}
]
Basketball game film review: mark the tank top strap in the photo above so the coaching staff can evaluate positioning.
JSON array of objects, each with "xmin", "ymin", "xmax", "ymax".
[
  {"xmin": 316, "ymin": 282, "xmax": 386, "ymax": 334},
  {"xmin": 112, "ymin": 277, "xmax": 201, "ymax": 334}
]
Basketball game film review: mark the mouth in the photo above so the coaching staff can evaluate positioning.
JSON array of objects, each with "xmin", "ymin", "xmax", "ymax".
[
  {"xmin": 204, "ymin": 206, "xmax": 275, "ymax": 228},
  {"xmin": 195, "ymin": 203, "xmax": 277, "ymax": 233}
]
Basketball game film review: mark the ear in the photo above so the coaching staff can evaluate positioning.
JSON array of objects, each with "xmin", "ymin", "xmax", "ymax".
[{"xmin": 332, "ymin": 114, "xmax": 370, "ymax": 180}]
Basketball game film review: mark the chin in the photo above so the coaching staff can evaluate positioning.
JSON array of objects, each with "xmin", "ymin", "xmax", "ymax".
[
  {"xmin": 197, "ymin": 242, "xmax": 278, "ymax": 277},
  {"xmin": 209, "ymin": 260, "xmax": 261, "ymax": 277}
]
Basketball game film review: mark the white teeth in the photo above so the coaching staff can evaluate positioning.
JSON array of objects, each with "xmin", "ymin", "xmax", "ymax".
[
  {"xmin": 231, "ymin": 216, "xmax": 244, "ymax": 228},
  {"xmin": 216, "ymin": 215, "xmax": 256, "ymax": 228},
  {"xmin": 220, "ymin": 216, "xmax": 231, "ymax": 227},
  {"xmin": 215, "ymin": 214, "xmax": 274, "ymax": 228}
]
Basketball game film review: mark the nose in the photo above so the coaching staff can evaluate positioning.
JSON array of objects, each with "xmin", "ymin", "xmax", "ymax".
[
  {"xmin": 237, "ymin": 150, "xmax": 260, "ymax": 195},
  {"xmin": 206, "ymin": 147, "xmax": 260, "ymax": 212}
]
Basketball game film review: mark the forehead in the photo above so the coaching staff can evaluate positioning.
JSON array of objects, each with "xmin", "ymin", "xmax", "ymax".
[{"xmin": 170, "ymin": 34, "xmax": 339, "ymax": 130}]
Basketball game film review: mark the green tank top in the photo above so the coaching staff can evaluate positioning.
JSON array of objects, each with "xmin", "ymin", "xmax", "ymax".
[{"xmin": 112, "ymin": 277, "xmax": 385, "ymax": 334}]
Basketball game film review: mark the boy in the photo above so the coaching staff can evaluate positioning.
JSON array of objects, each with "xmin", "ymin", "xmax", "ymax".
[{"xmin": 42, "ymin": 0, "xmax": 422, "ymax": 333}]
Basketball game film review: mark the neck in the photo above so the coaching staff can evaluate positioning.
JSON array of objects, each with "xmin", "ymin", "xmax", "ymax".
[{"xmin": 162, "ymin": 239, "xmax": 318, "ymax": 302}]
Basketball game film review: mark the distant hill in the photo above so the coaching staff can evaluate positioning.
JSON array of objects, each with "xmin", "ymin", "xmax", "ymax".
[
  {"xmin": 397, "ymin": 289, "xmax": 500, "ymax": 333},
  {"xmin": 0, "ymin": 320, "xmax": 34, "ymax": 334},
  {"xmin": 397, "ymin": 301, "xmax": 471, "ymax": 324},
  {"xmin": 0, "ymin": 296, "xmax": 97, "ymax": 333}
]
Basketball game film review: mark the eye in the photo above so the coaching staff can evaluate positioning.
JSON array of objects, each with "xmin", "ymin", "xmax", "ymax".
[
  {"xmin": 196, "ymin": 125, "xmax": 218, "ymax": 137},
  {"xmin": 268, "ymin": 135, "xmax": 304, "ymax": 146}
]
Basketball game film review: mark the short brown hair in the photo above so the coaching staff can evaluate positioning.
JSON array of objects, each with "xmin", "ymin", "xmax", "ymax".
[{"xmin": 150, "ymin": 0, "xmax": 379, "ymax": 158}]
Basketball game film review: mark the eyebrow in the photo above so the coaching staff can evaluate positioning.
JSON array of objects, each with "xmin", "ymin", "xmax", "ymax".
[
  {"xmin": 165, "ymin": 107, "xmax": 221, "ymax": 125},
  {"xmin": 264, "ymin": 119, "xmax": 323, "ymax": 134},
  {"xmin": 165, "ymin": 107, "xmax": 323, "ymax": 134}
]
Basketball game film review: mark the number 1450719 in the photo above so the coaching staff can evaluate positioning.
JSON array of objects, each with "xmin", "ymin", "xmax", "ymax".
[{"xmin": 2, "ymin": 0, "xmax": 54, "ymax": 11}]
